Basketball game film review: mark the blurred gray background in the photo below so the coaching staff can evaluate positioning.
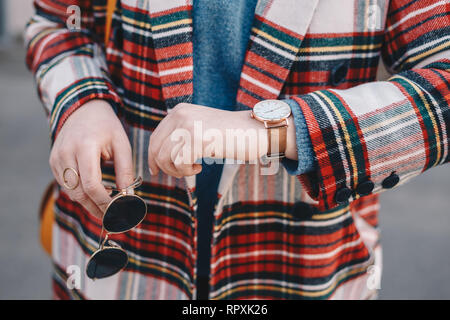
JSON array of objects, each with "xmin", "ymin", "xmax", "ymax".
[{"xmin": 0, "ymin": 0, "xmax": 449, "ymax": 300}]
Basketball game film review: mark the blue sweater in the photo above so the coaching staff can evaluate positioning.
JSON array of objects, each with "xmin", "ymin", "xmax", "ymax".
[{"xmin": 192, "ymin": 0, "xmax": 315, "ymax": 278}]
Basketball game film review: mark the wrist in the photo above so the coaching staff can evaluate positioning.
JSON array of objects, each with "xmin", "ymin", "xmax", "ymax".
[
  {"xmin": 218, "ymin": 110, "xmax": 268, "ymax": 161},
  {"xmin": 249, "ymin": 100, "xmax": 296, "ymax": 160}
]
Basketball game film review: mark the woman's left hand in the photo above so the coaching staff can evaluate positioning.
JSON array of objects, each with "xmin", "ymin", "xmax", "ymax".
[{"xmin": 147, "ymin": 103, "xmax": 296, "ymax": 178}]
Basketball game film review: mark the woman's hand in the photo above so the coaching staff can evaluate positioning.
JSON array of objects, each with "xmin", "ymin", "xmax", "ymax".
[
  {"xmin": 49, "ymin": 100, "xmax": 135, "ymax": 219},
  {"xmin": 147, "ymin": 103, "xmax": 297, "ymax": 178}
]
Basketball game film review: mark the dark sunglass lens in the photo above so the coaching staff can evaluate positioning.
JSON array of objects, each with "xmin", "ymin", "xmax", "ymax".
[
  {"xmin": 86, "ymin": 248, "xmax": 128, "ymax": 279},
  {"xmin": 103, "ymin": 196, "xmax": 147, "ymax": 233}
]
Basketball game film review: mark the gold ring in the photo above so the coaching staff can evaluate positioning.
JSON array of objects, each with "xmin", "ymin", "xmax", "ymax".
[{"xmin": 63, "ymin": 167, "xmax": 80, "ymax": 190}]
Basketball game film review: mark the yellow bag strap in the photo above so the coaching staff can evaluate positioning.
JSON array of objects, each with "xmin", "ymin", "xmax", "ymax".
[
  {"xmin": 39, "ymin": 180, "xmax": 57, "ymax": 256},
  {"xmin": 105, "ymin": 0, "xmax": 118, "ymax": 45}
]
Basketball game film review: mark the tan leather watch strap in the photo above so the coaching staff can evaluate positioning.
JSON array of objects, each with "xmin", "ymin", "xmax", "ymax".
[{"xmin": 267, "ymin": 124, "xmax": 287, "ymax": 159}]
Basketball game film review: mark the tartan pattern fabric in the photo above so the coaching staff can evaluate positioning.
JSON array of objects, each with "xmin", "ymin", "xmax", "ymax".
[
  {"xmin": 25, "ymin": 0, "xmax": 449, "ymax": 299},
  {"xmin": 235, "ymin": 0, "xmax": 319, "ymax": 109},
  {"xmin": 52, "ymin": 167, "xmax": 195, "ymax": 299},
  {"xmin": 26, "ymin": 0, "xmax": 123, "ymax": 142},
  {"xmin": 209, "ymin": 163, "xmax": 376, "ymax": 299},
  {"xmin": 290, "ymin": 0, "xmax": 450, "ymax": 211}
]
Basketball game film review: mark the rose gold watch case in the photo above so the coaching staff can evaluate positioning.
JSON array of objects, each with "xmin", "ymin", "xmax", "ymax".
[
  {"xmin": 251, "ymin": 100, "xmax": 291, "ymax": 160},
  {"xmin": 250, "ymin": 99, "xmax": 292, "ymax": 124}
]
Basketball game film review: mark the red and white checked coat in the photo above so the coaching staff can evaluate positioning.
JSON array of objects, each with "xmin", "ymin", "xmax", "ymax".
[{"xmin": 26, "ymin": 0, "xmax": 450, "ymax": 299}]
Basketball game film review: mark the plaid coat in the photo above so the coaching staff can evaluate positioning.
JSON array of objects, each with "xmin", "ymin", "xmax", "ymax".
[{"xmin": 26, "ymin": 0, "xmax": 450, "ymax": 299}]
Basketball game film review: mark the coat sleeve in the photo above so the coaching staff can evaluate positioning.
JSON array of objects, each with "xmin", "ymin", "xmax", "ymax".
[
  {"xmin": 296, "ymin": 0, "xmax": 450, "ymax": 211},
  {"xmin": 25, "ymin": 0, "xmax": 121, "ymax": 144}
]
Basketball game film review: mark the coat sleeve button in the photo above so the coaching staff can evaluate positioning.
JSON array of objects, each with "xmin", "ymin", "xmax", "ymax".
[
  {"xmin": 335, "ymin": 187, "xmax": 353, "ymax": 204},
  {"xmin": 291, "ymin": 201, "xmax": 317, "ymax": 220},
  {"xmin": 356, "ymin": 180, "xmax": 375, "ymax": 196},
  {"xmin": 382, "ymin": 172, "xmax": 400, "ymax": 189},
  {"xmin": 330, "ymin": 61, "xmax": 349, "ymax": 86}
]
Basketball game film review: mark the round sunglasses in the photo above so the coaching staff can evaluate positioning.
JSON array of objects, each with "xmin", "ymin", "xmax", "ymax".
[{"xmin": 86, "ymin": 177, "xmax": 147, "ymax": 280}]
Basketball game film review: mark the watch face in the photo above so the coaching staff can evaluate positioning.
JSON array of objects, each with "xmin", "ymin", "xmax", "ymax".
[{"xmin": 253, "ymin": 100, "xmax": 291, "ymax": 121}]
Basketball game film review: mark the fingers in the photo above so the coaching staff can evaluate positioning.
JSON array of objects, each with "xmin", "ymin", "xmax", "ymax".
[
  {"xmin": 149, "ymin": 130, "xmax": 203, "ymax": 178},
  {"xmin": 46, "ymin": 99, "xmax": 140, "ymax": 220},
  {"xmin": 155, "ymin": 137, "xmax": 202, "ymax": 178},
  {"xmin": 174, "ymin": 161, "xmax": 202, "ymax": 177},
  {"xmin": 151, "ymin": 137, "xmax": 180, "ymax": 177},
  {"xmin": 148, "ymin": 113, "xmax": 178, "ymax": 176},
  {"xmin": 76, "ymin": 144, "xmax": 112, "ymax": 214},
  {"xmin": 67, "ymin": 185, "xmax": 105, "ymax": 219},
  {"xmin": 51, "ymin": 156, "xmax": 105, "ymax": 219},
  {"xmin": 112, "ymin": 133, "xmax": 135, "ymax": 189},
  {"xmin": 172, "ymin": 142, "xmax": 202, "ymax": 177}
]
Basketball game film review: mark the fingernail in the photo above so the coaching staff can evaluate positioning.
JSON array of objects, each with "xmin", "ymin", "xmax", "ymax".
[{"xmin": 149, "ymin": 168, "xmax": 154, "ymax": 175}]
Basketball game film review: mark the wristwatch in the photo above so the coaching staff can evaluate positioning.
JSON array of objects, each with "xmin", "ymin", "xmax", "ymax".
[{"xmin": 251, "ymin": 99, "xmax": 292, "ymax": 160}]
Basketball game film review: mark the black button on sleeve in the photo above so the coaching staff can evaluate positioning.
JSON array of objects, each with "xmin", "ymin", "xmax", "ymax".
[
  {"xmin": 382, "ymin": 172, "xmax": 400, "ymax": 189},
  {"xmin": 335, "ymin": 187, "xmax": 352, "ymax": 204},
  {"xmin": 330, "ymin": 62, "xmax": 349, "ymax": 86},
  {"xmin": 291, "ymin": 201, "xmax": 317, "ymax": 221},
  {"xmin": 356, "ymin": 180, "xmax": 374, "ymax": 196}
]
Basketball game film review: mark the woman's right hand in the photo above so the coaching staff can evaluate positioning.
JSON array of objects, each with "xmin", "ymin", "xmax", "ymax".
[{"xmin": 49, "ymin": 100, "xmax": 135, "ymax": 219}]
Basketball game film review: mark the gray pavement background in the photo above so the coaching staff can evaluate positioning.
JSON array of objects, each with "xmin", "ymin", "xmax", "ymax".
[{"xmin": 0, "ymin": 44, "xmax": 449, "ymax": 299}]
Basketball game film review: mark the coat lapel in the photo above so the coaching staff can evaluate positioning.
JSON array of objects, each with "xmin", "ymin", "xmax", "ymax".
[
  {"xmin": 146, "ymin": 0, "xmax": 319, "ymax": 201},
  {"xmin": 146, "ymin": 0, "xmax": 319, "ymax": 110},
  {"xmin": 147, "ymin": 0, "xmax": 194, "ymax": 109},
  {"xmin": 235, "ymin": 0, "xmax": 319, "ymax": 109},
  {"xmin": 224, "ymin": 0, "xmax": 319, "ymax": 202}
]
